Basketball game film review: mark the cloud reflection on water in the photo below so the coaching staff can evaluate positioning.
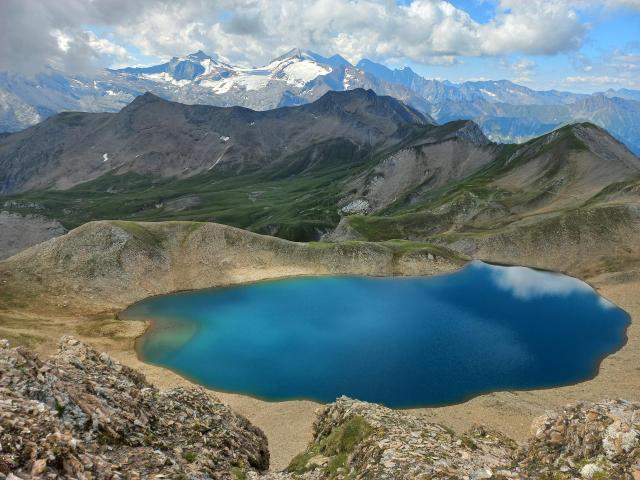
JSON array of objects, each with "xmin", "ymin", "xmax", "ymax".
[{"xmin": 473, "ymin": 260, "xmax": 594, "ymax": 300}]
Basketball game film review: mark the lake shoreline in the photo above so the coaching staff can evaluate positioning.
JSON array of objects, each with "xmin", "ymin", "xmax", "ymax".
[
  {"xmin": 2, "ymin": 263, "xmax": 638, "ymax": 470},
  {"xmin": 127, "ymin": 264, "xmax": 630, "ymax": 409}
]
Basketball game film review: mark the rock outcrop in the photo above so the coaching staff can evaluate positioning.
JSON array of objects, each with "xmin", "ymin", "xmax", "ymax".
[
  {"xmin": 520, "ymin": 400, "xmax": 640, "ymax": 478},
  {"xmin": 264, "ymin": 398, "xmax": 640, "ymax": 479},
  {"xmin": 2, "ymin": 338, "xmax": 639, "ymax": 479},
  {"xmin": 0, "ymin": 337, "xmax": 269, "ymax": 479},
  {"xmin": 268, "ymin": 397, "xmax": 518, "ymax": 479}
]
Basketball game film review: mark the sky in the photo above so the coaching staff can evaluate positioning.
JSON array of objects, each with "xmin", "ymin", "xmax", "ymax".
[{"xmin": 1, "ymin": 0, "xmax": 639, "ymax": 92}]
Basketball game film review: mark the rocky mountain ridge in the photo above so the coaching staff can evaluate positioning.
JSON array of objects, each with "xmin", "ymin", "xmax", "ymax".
[
  {"xmin": 0, "ymin": 89, "xmax": 429, "ymax": 193},
  {"xmin": 0, "ymin": 49, "xmax": 431, "ymax": 134},
  {"xmin": 332, "ymin": 122, "xmax": 640, "ymax": 278},
  {"xmin": 2, "ymin": 337, "xmax": 639, "ymax": 479},
  {"xmin": 1, "ymin": 48, "xmax": 639, "ymax": 154},
  {"xmin": 1, "ymin": 91, "xmax": 638, "ymax": 255}
]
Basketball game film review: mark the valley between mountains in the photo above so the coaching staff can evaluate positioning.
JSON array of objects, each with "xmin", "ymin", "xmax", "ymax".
[
  {"xmin": 1, "ymin": 89, "xmax": 640, "ymax": 477},
  {"xmin": 2, "ymin": 89, "xmax": 640, "ymax": 272}
]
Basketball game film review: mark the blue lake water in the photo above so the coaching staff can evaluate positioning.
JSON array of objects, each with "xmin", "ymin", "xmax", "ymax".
[{"xmin": 121, "ymin": 261, "xmax": 629, "ymax": 407}]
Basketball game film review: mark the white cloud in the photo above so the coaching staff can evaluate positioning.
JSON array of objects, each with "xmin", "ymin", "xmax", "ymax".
[
  {"xmin": 84, "ymin": 31, "xmax": 131, "ymax": 61},
  {"xmin": 53, "ymin": 30, "xmax": 73, "ymax": 52},
  {"xmin": 563, "ymin": 74, "xmax": 640, "ymax": 89},
  {"xmin": 0, "ymin": 0, "xmax": 148, "ymax": 73},
  {"xmin": 565, "ymin": 75, "xmax": 621, "ymax": 84},
  {"xmin": 0, "ymin": 0, "xmax": 594, "ymax": 74},
  {"xmin": 573, "ymin": 0, "xmax": 640, "ymax": 9},
  {"xmin": 610, "ymin": 52, "xmax": 640, "ymax": 72},
  {"xmin": 476, "ymin": 0, "xmax": 585, "ymax": 56},
  {"xmin": 500, "ymin": 57, "xmax": 536, "ymax": 82}
]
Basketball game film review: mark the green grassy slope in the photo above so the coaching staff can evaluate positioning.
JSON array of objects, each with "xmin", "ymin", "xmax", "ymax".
[
  {"xmin": 338, "ymin": 124, "xmax": 640, "ymax": 241},
  {"xmin": 2, "ymin": 122, "xmax": 638, "ymax": 254},
  {"xmin": 1, "ymin": 156, "xmax": 368, "ymax": 242},
  {"xmin": 0, "ymin": 120, "xmax": 472, "ymax": 242}
]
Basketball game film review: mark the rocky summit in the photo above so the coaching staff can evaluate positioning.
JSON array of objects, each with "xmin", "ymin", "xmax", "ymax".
[
  {"xmin": 0, "ymin": 336, "xmax": 269, "ymax": 479},
  {"xmin": 1, "ymin": 338, "xmax": 639, "ymax": 479},
  {"xmin": 263, "ymin": 398, "xmax": 640, "ymax": 479}
]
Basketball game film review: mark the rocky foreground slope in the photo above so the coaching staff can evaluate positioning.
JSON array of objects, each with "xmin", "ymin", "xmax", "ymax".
[
  {"xmin": 0, "ymin": 336, "xmax": 269, "ymax": 479},
  {"xmin": 1, "ymin": 338, "xmax": 639, "ymax": 479}
]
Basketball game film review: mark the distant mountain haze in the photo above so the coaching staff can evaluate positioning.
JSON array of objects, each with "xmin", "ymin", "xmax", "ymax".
[{"xmin": 1, "ymin": 49, "xmax": 638, "ymax": 154}]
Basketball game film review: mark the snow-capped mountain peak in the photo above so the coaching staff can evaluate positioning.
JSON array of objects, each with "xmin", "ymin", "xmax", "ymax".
[
  {"xmin": 2, "ymin": 49, "xmax": 639, "ymax": 155},
  {"xmin": 271, "ymin": 47, "xmax": 318, "ymax": 63},
  {"xmin": 186, "ymin": 50, "xmax": 211, "ymax": 62},
  {"xmin": 266, "ymin": 51, "xmax": 333, "ymax": 87},
  {"xmin": 112, "ymin": 48, "xmax": 339, "ymax": 91}
]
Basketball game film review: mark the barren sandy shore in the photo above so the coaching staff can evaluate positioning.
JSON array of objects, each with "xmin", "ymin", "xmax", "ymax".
[{"xmin": 1, "ymin": 272, "xmax": 637, "ymax": 471}]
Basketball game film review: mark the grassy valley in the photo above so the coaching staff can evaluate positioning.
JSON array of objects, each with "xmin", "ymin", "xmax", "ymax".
[{"xmin": 2, "ymin": 158, "xmax": 359, "ymax": 241}]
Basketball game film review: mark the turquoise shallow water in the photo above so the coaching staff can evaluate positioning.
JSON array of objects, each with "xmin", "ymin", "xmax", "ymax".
[{"xmin": 121, "ymin": 261, "xmax": 629, "ymax": 407}]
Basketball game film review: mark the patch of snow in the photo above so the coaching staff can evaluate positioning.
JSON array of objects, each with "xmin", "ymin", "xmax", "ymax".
[
  {"xmin": 235, "ymin": 74, "xmax": 270, "ymax": 91},
  {"xmin": 195, "ymin": 57, "xmax": 330, "ymax": 92},
  {"xmin": 200, "ymin": 72, "xmax": 270, "ymax": 93},
  {"xmin": 480, "ymin": 89, "xmax": 496, "ymax": 98},
  {"xmin": 281, "ymin": 60, "xmax": 331, "ymax": 86},
  {"xmin": 343, "ymin": 70, "xmax": 355, "ymax": 90},
  {"xmin": 220, "ymin": 136, "xmax": 230, "ymax": 142},
  {"xmin": 199, "ymin": 58, "xmax": 219, "ymax": 75},
  {"xmin": 200, "ymin": 78, "xmax": 234, "ymax": 93},
  {"xmin": 103, "ymin": 153, "xmax": 109, "ymax": 162},
  {"xmin": 142, "ymin": 72, "xmax": 191, "ymax": 87}
]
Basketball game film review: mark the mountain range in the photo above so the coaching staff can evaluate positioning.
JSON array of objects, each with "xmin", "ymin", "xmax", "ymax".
[
  {"xmin": 1, "ymin": 79, "xmax": 640, "ymax": 480},
  {"xmin": 1, "ymin": 48, "xmax": 639, "ymax": 154},
  {"xmin": 0, "ymin": 89, "xmax": 429, "ymax": 193},
  {"xmin": 2, "ymin": 89, "xmax": 639, "ymax": 275}
]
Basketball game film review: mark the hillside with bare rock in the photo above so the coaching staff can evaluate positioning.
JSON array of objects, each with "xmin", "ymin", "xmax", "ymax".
[
  {"xmin": 0, "ymin": 336, "xmax": 269, "ymax": 479},
  {"xmin": 331, "ymin": 123, "xmax": 640, "ymax": 277},
  {"xmin": 0, "ymin": 220, "xmax": 462, "ymax": 317},
  {"xmin": 0, "ymin": 89, "xmax": 429, "ymax": 194}
]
